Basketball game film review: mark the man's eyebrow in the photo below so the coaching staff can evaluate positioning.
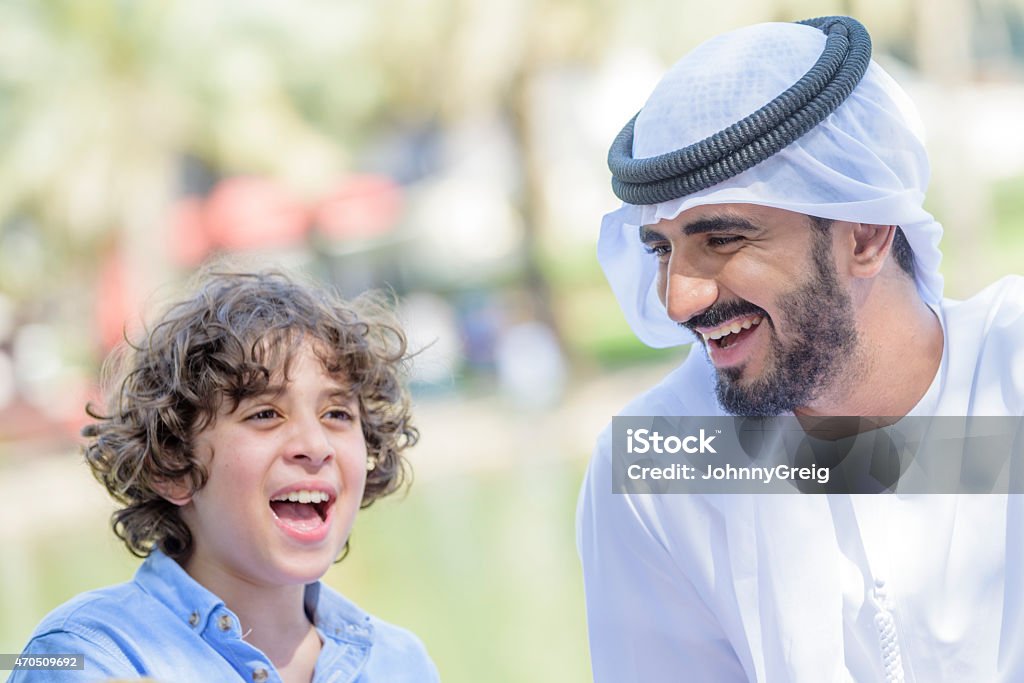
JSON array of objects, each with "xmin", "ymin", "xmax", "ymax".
[
  {"xmin": 681, "ymin": 216, "xmax": 761, "ymax": 236},
  {"xmin": 638, "ymin": 225, "xmax": 667, "ymax": 244},
  {"xmin": 639, "ymin": 216, "xmax": 763, "ymax": 242}
]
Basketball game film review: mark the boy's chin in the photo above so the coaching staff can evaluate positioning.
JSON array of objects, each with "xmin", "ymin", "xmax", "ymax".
[
  {"xmin": 267, "ymin": 535, "xmax": 349, "ymax": 582},
  {"xmin": 271, "ymin": 555, "xmax": 339, "ymax": 586}
]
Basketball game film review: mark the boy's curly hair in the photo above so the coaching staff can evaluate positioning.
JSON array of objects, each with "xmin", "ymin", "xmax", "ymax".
[{"xmin": 83, "ymin": 269, "xmax": 418, "ymax": 560}]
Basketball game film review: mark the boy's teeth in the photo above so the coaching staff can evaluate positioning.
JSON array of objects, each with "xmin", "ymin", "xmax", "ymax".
[{"xmin": 271, "ymin": 489, "xmax": 328, "ymax": 504}]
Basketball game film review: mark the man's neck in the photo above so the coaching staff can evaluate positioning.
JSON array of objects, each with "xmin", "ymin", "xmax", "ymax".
[{"xmin": 796, "ymin": 277, "xmax": 943, "ymax": 418}]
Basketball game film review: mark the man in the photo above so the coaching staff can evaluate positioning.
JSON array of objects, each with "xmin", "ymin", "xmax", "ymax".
[{"xmin": 577, "ymin": 16, "xmax": 1024, "ymax": 683}]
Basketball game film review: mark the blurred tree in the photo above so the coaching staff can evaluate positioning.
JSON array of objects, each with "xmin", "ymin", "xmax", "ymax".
[{"xmin": 0, "ymin": 0, "xmax": 1016, "ymax": 348}]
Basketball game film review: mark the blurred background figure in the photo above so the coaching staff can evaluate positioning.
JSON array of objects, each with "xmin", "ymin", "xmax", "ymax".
[{"xmin": 1, "ymin": 1, "xmax": 1022, "ymax": 681}]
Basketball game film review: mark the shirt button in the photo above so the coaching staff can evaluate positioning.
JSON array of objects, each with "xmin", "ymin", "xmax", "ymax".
[
  {"xmin": 252, "ymin": 668, "xmax": 269, "ymax": 682},
  {"xmin": 218, "ymin": 614, "xmax": 233, "ymax": 631}
]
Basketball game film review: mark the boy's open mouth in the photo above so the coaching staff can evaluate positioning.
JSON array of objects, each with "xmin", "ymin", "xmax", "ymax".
[{"xmin": 269, "ymin": 489, "xmax": 333, "ymax": 533}]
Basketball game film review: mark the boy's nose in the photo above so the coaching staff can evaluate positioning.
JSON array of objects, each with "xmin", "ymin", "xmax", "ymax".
[
  {"xmin": 285, "ymin": 418, "xmax": 334, "ymax": 467},
  {"xmin": 662, "ymin": 269, "xmax": 719, "ymax": 324}
]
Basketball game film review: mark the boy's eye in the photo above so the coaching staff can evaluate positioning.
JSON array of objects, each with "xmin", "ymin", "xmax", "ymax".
[
  {"xmin": 324, "ymin": 408, "xmax": 356, "ymax": 422},
  {"xmin": 247, "ymin": 408, "xmax": 280, "ymax": 421}
]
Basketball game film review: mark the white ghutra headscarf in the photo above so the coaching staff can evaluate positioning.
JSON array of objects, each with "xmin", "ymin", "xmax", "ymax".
[{"xmin": 598, "ymin": 21, "xmax": 944, "ymax": 348}]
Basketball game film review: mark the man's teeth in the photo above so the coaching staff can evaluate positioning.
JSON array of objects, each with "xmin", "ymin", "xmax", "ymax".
[
  {"xmin": 271, "ymin": 490, "xmax": 330, "ymax": 504},
  {"xmin": 701, "ymin": 315, "xmax": 762, "ymax": 342}
]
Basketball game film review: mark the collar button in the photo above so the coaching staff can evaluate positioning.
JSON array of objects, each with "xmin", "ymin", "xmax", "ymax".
[
  {"xmin": 218, "ymin": 614, "xmax": 233, "ymax": 632},
  {"xmin": 188, "ymin": 611, "xmax": 200, "ymax": 627},
  {"xmin": 252, "ymin": 668, "xmax": 269, "ymax": 682}
]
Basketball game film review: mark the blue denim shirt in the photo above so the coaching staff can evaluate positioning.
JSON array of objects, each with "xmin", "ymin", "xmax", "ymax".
[{"xmin": 10, "ymin": 551, "xmax": 439, "ymax": 682}]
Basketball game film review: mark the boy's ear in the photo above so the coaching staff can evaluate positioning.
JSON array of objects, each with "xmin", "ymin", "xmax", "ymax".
[
  {"xmin": 153, "ymin": 479, "xmax": 193, "ymax": 506},
  {"xmin": 847, "ymin": 223, "xmax": 896, "ymax": 278}
]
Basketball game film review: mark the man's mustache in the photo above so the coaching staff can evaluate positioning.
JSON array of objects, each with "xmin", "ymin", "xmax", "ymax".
[{"xmin": 680, "ymin": 300, "xmax": 769, "ymax": 334}]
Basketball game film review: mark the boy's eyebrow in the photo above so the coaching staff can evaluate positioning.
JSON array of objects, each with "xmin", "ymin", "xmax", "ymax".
[
  {"xmin": 640, "ymin": 215, "xmax": 762, "ymax": 242},
  {"xmin": 238, "ymin": 385, "xmax": 286, "ymax": 404},
  {"xmin": 324, "ymin": 387, "xmax": 357, "ymax": 403},
  {"xmin": 241, "ymin": 385, "xmax": 356, "ymax": 402},
  {"xmin": 257, "ymin": 384, "xmax": 287, "ymax": 397}
]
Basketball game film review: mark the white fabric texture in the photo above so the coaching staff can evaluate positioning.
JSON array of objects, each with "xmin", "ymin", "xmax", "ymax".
[
  {"xmin": 578, "ymin": 276, "xmax": 1024, "ymax": 682},
  {"xmin": 599, "ymin": 21, "xmax": 944, "ymax": 348}
]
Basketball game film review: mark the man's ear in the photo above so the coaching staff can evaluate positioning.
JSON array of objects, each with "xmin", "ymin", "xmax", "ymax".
[{"xmin": 848, "ymin": 223, "xmax": 896, "ymax": 278}]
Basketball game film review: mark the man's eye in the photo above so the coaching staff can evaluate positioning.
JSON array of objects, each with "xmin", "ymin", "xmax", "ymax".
[
  {"xmin": 643, "ymin": 244, "xmax": 672, "ymax": 259},
  {"xmin": 707, "ymin": 235, "xmax": 744, "ymax": 248},
  {"xmin": 247, "ymin": 409, "xmax": 280, "ymax": 421}
]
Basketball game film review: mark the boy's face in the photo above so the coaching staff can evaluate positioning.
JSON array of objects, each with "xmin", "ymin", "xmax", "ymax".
[{"xmin": 178, "ymin": 342, "xmax": 367, "ymax": 589}]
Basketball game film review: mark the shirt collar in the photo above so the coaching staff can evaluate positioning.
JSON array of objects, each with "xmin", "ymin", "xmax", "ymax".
[
  {"xmin": 304, "ymin": 580, "xmax": 375, "ymax": 647},
  {"xmin": 134, "ymin": 550, "xmax": 225, "ymax": 633},
  {"xmin": 134, "ymin": 550, "xmax": 375, "ymax": 648}
]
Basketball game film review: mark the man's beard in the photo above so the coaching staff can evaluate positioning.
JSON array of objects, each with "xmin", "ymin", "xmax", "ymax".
[{"xmin": 684, "ymin": 232, "xmax": 860, "ymax": 416}]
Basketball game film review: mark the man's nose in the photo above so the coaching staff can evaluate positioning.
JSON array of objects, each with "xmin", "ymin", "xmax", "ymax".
[{"xmin": 662, "ymin": 267, "xmax": 719, "ymax": 324}]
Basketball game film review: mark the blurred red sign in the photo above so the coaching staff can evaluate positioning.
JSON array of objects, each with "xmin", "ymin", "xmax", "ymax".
[{"xmin": 167, "ymin": 174, "xmax": 403, "ymax": 265}]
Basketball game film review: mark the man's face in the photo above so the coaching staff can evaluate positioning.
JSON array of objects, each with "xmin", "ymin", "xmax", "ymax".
[{"xmin": 640, "ymin": 204, "xmax": 859, "ymax": 416}]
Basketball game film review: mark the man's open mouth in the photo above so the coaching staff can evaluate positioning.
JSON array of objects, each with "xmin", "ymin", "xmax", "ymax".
[
  {"xmin": 269, "ymin": 489, "xmax": 333, "ymax": 532},
  {"xmin": 700, "ymin": 314, "xmax": 763, "ymax": 349}
]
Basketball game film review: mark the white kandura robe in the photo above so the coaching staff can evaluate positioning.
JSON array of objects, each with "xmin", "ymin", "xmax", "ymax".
[{"xmin": 577, "ymin": 276, "xmax": 1024, "ymax": 682}]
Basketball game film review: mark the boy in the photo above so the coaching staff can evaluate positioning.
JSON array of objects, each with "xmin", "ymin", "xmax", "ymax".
[{"xmin": 12, "ymin": 270, "xmax": 440, "ymax": 682}]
